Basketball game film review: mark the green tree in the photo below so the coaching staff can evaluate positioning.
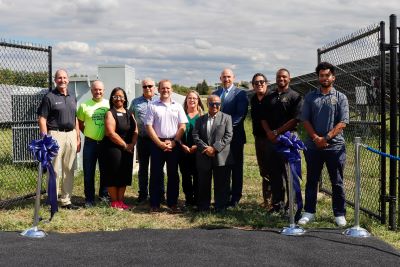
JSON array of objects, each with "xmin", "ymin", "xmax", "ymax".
[{"xmin": 196, "ymin": 79, "xmax": 210, "ymax": 95}]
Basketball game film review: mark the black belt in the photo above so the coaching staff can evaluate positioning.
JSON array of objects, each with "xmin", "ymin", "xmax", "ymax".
[
  {"xmin": 85, "ymin": 136, "xmax": 102, "ymax": 143},
  {"xmin": 49, "ymin": 128, "xmax": 74, "ymax": 132}
]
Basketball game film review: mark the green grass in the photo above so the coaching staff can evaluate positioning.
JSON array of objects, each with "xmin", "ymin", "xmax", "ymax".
[{"xmin": 0, "ymin": 117, "xmax": 399, "ymax": 250}]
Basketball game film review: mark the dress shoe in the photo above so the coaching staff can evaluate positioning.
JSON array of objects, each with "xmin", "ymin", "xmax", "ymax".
[{"xmin": 60, "ymin": 204, "xmax": 79, "ymax": 210}]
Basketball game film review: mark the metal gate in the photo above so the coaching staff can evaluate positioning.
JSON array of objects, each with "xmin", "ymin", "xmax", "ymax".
[{"xmin": 0, "ymin": 40, "xmax": 52, "ymax": 208}]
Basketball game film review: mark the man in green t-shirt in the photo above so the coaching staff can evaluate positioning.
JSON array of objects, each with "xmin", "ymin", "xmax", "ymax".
[{"xmin": 77, "ymin": 80, "xmax": 110, "ymax": 207}]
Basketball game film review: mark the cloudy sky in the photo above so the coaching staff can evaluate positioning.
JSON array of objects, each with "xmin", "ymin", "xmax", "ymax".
[{"xmin": 0, "ymin": 0, "xmax": 398, "ymax": 86}]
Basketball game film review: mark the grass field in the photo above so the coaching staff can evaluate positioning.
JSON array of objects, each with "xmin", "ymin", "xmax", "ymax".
[{"xmin": 0, "ymin": 118, "xmax": 399, "ymax": 250}]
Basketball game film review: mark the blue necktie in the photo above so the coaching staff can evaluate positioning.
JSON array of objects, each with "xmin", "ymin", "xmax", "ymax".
[{"xmin": 221, "ymin": 89, "xmax": 227, "ymax": 104}]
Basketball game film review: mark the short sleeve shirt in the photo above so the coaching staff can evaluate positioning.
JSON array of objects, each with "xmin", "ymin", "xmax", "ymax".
[
  {"xmin": 77, "ymin": 98, "xmax": 109, "ymax": 141},
  {"xmin": 37, "ymin": 89, "xmax": 77, "ymax": 131},
  {"xmin": 145, "ymin": 99, "xmax": 188, "ymax": 138},
  {"xmin": 129, "ymin": 95, "xmax": 159, "ymax": 137},
  {"xmin": 261, "ymin": 88, "xmax": 303, "ymax": 131},
  {"xmin": 250, "ymin": 93, "xmax": 268, "ymax": 137},
  {"xmin": 301, "ymin": 87, "xmax": 349, "ymax": 150}
]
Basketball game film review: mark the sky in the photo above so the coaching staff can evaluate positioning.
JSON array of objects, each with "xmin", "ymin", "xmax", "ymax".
[{"xmin": 0, "ymin": 0, "xmax": 398, "ymax": 86}]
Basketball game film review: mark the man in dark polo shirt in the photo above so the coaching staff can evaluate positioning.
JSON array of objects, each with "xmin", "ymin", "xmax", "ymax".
[
  {"xmin": 37, "ymin": 69, "xmax": 81, "ymax": 210},
  {"xmin": 261, "ymin": 68, "xmax": 303, "ymax": 213},
  {"xmin": 250, "ymin": 73, "xmax": 272, "ymax": 210}
]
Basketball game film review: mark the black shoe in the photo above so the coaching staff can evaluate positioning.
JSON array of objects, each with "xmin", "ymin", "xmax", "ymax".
[{"xmin": 61, "ymin": 204, "xmax": 80, "ymax": 210}]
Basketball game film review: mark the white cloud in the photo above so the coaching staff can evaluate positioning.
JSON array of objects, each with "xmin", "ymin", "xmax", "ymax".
[
  {"xmin": 194, "ymin": 39, "xmax": 212, "ymax": 49},
  {"xmin": 0, "ymin": 0, "xmax": 399, "ymax": 85},
  {"xmin": 55, "ymin": 41, "xmax": 90, "ymax": 54}
]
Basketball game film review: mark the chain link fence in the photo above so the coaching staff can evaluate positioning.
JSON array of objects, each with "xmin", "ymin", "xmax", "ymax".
[
  {"xmin": 288, "ymin": 24, "xmax": 385, "ymax": 221},
  {"xmin": 0, "ymin": 40, "xmax": 51, "ymax": 208}
]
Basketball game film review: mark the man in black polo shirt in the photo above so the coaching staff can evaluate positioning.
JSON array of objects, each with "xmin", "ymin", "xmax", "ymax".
[
  {"xmin": 37, "ymin": 69, "xmax": 81, "ymax": 210},
  {"xmin": 261, "ymin": 68, "xmax": 303, "ymax": 213}
]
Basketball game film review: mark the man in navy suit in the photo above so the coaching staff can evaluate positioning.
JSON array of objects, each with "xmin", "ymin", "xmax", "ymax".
[{"xmin": 212, "ymin": 68, "xmax": 249, "ymax": 206}]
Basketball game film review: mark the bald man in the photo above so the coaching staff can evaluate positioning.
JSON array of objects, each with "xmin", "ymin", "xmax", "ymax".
[
  {"xmin": 77, "ymin": 80, "xmax": 110, "ymax": 207},
  {"xmin": 212, "ymin": 68, "xmax": 249, "ymax": 207},
  {"xmin": 37, "ymin": 69, "xmax": 81, "ymax": 210}
]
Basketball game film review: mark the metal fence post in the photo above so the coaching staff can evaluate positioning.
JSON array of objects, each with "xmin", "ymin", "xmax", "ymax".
[
  {"xmin": 20, "ymin": 163, "xmax": 46, "ymax": 238},
  {"xmin": 389, "ymin": 14, "xmax": 398, "ymax": 231},
  {"xmin": 281, "ymin": 161, "xmax": 305, "ymax": 236},
  {"xmin": 344, "ymin": 137, "xmax": 371, "ymax": 237}
]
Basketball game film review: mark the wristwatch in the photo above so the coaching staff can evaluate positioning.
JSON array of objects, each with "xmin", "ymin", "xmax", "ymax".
[{"xmin": 272, "ymin": 130, "xmax": 278, "ymax": 136}]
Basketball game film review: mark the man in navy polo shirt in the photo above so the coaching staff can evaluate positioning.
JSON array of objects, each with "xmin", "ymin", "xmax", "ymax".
[{"xmin": 299, "ymin": 62, "xmax": 349, "ymax": 227}]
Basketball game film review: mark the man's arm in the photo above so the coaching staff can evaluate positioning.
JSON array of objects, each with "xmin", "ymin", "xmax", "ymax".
[
  {"xmin": 75, "ymin": 118, "xmax": 81, "ymax": 153},
  {"xmin": 231, "ymin": 90, "xmax": 249, "ymax": 127},
  {"xmin": 38, "ymin": 116, "xmax": 47, "ymax": 135},
  {"xmin": 261, "ymin": 119, "xmax": 277, "ymax": 143},
  {"xmin": 146, "ymin": 125, "xmax": 168, "ymax": 151},
  {"xmin": 78, "ymin": 120, "xmax": 84, "ymax": 133},
  {"xmin": 303, "ymin": 120, "xmax": 328, "ymax": 149}
]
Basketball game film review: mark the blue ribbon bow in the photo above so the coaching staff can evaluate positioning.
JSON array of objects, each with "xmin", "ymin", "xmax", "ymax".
[
  {"xmin": 275, "ymin": 131, "xmax": 306, "ymax": 220},
  {"xmin": 29, "ymin": 134, "xmax": 59, "ymax": 220}
]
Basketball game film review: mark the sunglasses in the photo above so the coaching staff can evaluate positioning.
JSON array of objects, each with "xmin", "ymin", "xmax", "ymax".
[
  {"xmin": 112, "ymin": 95, "xmax": 125, "ymax": 101},
  {"xmin": 253, "ymin": 80, "xmax": 266, "ymax": 85},
  {"xmin": 142, "ymin": 85, "xmax": 154, "ymax": 89},
  {"xmin": 208, "ymin": 102, "xmax": 221, "ymax": 107}
]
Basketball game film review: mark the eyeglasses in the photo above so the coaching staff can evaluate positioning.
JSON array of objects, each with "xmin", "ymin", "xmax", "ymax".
[
  {"xmin": 208, "ymin": 102, "xmax": 221, "ymax": 107},
  {"xmin": 253, "ymin": 80, "xmax": 266, "ymax": 85},
  {"xmin": 112, "ymin": 95, "xmax": 125, "ymax": 101},
  {"xmin": 142, "ymin": 85, "xmax": 154, "ymax": 89}
]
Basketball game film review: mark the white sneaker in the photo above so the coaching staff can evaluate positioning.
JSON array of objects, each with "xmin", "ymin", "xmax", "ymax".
[
  {"xmin": 298, "ymin": 212, "xmax": 315, "ymax": 225},
  {"xmin": 335, "ymin": 216, "xmax": 347, "ymax": 227}
]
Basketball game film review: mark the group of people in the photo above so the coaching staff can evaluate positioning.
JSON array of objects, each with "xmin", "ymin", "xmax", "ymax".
[{"xmin": 37, "ymin": 61, "xmax": 349, "ymax": 226}]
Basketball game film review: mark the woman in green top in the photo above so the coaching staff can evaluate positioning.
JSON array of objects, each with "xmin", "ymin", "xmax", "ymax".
[{"xmin": 179, "ymin": 90, "xmax": 204, "ymax": 207}]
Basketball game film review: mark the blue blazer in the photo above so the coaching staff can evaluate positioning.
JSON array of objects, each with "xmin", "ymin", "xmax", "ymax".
[{"xmin": 213, "ymin": 86, "xmax": 248, "ymax": 145}]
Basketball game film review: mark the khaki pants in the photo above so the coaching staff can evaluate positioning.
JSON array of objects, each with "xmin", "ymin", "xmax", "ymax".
[{"xmin": 49, "ymin": 129, "xmax": 77, "ymax": 205}]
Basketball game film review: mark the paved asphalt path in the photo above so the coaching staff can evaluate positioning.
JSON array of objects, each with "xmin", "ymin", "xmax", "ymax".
[{"xmin": 0, "ymin": 228, "xmax": 399, "ymax": 266}]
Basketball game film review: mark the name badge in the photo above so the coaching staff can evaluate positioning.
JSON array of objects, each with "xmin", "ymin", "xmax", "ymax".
[{"xmin": 117, "ymin": 113, "xmax": 123, "ymax": 116}]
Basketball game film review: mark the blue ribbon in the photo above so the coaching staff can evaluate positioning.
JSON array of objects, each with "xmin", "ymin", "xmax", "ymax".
[
  {"xmin": 275, "ymin": 131, "xmax": 306, "ymax": 221},
  {"xmin": 29, "ymin": 134, "xmax": 59, "ymax": 220}
]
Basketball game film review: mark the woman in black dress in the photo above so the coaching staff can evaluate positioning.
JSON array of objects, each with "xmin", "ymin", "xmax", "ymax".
[{"xmin": 102, "ymin": 87, "xmax": 138, "ymax": 210}]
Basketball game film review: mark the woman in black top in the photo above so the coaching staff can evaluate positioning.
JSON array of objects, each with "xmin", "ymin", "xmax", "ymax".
[{"xmin": 102, "ymin": 87, "xmax": 138, "ymax": 210}]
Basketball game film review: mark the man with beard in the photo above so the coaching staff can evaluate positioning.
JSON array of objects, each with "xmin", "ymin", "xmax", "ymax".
[
  {"xmin": 260, "ymin": 68, "xmax": 303, "ymax": 214},
  {"xmin": 298, "ymin": 62, "xmax": 349, "ymax": 227}
]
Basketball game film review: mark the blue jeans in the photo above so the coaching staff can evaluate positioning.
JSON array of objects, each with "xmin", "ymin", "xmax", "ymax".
[
  {"xmin": 149, "ymin": 142, "xmax": 179, "ymax": 208},
  {"xmin": 304, "ymin": 147, "xmax": 346, "ymax": 216},
  {"xmin": 137, "ymin": 136, "xmax": 165, "ymax": 198},
  {"xmin": 83, "ymin": 138, "xmax": 108, "ymax": 203}
]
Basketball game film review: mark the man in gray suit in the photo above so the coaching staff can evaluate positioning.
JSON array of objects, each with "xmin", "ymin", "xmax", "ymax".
[{"xmin": 193, "ymin": 95, "xmax": 233, "ymax": 212}]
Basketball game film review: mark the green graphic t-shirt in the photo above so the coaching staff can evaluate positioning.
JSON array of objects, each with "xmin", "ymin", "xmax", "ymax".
[{"xmin": 77, "ymin": 98, "xmax": 110, "ymax": 141}]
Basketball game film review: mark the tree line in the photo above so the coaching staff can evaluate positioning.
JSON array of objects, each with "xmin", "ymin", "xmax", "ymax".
[{"xmin": 0, "ymin": 68, "xmax": 48, "ymax": 88}]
